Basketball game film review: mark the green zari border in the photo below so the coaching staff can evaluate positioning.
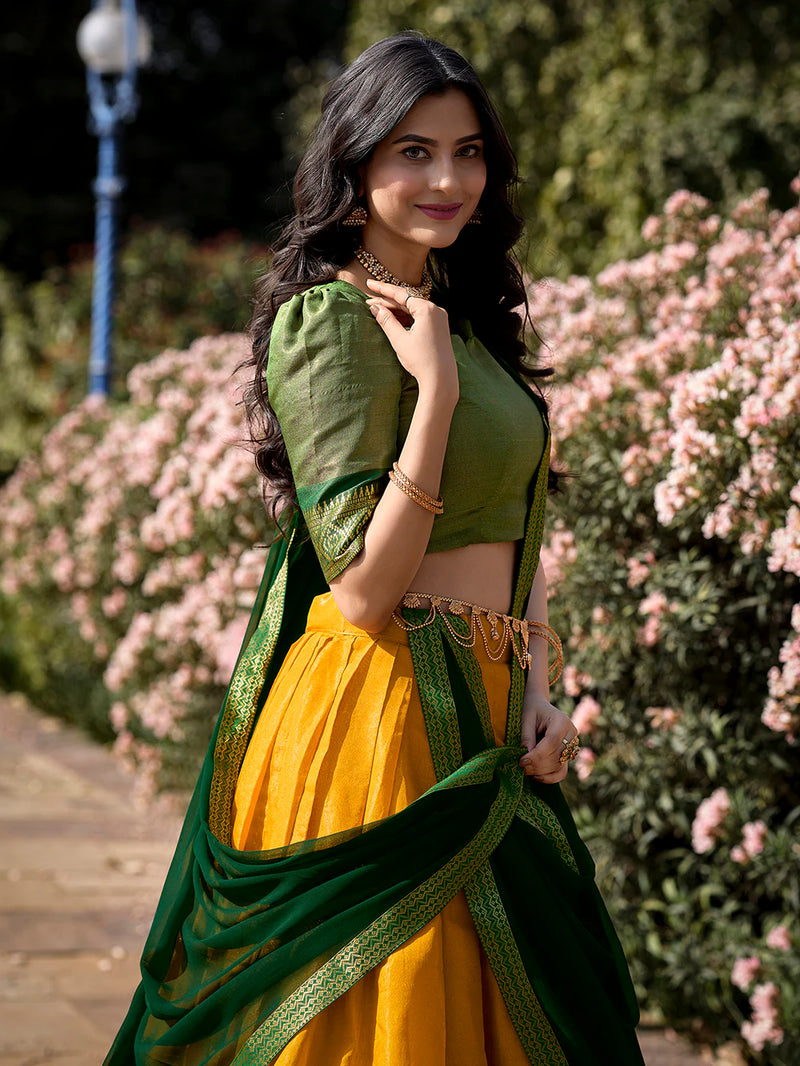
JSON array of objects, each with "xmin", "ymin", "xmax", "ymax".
[
  {"xmin": 465, "ymin": 863, "xmax": 568, "ymax": 1065},
  {"xmin": 516, "ymin": 788, "xmax": 579, "ymax": 872},
  {"xmin": 304, "ymin": 480, "xmax": 380, "ymax": 582},
  {"xmin": 208, "ymin": 534, "xmax": 292, "ymax": 842},
  {"xmin": 405, "ymin": 619, "xmax": 464, "ymax": 780},
  {"xmin": 507, "ymin": 433, "xmax": 552, "ymax": 745}
]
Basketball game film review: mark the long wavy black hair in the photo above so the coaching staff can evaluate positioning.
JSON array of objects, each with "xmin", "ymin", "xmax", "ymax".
[{"xmin": 245, "ymin": 31, "xmax": 553, "ymax": 520}]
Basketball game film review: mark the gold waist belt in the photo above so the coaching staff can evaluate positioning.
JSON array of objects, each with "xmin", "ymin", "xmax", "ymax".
[{"xmin": 392, "ymin": 591, "xmax": 563, "ymax": 679}]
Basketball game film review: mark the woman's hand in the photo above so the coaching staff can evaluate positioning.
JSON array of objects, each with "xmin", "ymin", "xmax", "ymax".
[
  {"xmin": 519, "ymin": 692, "xmax": 576, "ymax": 784},
  {"xmin": 365, "ymin": 278, "xmax": 459, "ymax": 401}
]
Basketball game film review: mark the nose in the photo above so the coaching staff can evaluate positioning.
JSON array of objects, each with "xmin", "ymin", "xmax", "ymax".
[{"xmin": 429, "ymin": 158, "xmax": 458, "ymax": 192}]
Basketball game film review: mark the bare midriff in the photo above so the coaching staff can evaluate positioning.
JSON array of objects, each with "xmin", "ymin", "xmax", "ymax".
[{"xmin": 408, "ymin": 540, "xmax": 519, "ymax": 617}]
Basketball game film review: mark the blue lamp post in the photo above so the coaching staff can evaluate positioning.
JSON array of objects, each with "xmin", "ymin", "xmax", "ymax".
[{"xmin": 77, "ymin": 0, "xmax": 151, "ymax": 396}]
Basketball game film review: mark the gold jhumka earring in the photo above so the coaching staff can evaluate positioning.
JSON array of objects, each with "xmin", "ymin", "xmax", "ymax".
[{"xmin": 342, "ymin": 205, "xmax": 368, "ymax": 227}]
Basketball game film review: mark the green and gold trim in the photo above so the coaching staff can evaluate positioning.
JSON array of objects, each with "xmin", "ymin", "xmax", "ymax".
[
  {"xmin": 208, "ymin": 531, "xmax": 293, "ymax": 842},
  {"xmin": 303, "ymin": 480, "xmax": 380, "ymax": 582},
  {"xmin": 507, "ymin": 432, "xmax": 551, "ymax": 746},
  {"xmin": 465, "ymin": 863, "xmax": 568, "ymax": 1065}
]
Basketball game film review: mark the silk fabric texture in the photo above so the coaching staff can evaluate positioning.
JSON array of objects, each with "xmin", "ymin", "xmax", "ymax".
[{"xmin": 105, "ymin": 288, "xmax": 645, "ymax": 1065}]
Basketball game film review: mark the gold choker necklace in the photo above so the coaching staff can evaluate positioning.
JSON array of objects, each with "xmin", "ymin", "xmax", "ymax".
[{"xmin": 355, "ymin": 247, "xmax": 433, "ymax": 300}]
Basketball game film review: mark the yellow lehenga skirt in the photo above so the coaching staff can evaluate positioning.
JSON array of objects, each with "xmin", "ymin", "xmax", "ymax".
[{"xmin": 231, "ymin": 591, "xmax": 531, "ymax": 1066}]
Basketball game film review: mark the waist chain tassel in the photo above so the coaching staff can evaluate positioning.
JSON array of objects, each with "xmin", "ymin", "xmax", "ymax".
[{"xmin": 392, "ymin": 592, "xmax": 563, "ymax": 682}]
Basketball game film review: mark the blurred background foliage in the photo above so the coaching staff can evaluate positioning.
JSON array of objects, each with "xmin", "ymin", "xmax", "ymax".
[
  {"xmin": 0, "ymin": 226, "xmax": 265, "ymax": 482},
  {"xmin": 1, "ymin": 0, "xmax": 348, "ymax": 281},
  {"xmin": 345, "ymin": 0, "xmax": 800, "ymax": 275},
  {"xmin": 3, "ymin": 0, "xmax": 800, "ymax": 282}
]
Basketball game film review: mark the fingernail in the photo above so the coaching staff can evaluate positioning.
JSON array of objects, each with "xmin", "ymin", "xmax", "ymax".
[{"xmin": 368, "ymin": 304, "xmax": 378, "ymax": 315}]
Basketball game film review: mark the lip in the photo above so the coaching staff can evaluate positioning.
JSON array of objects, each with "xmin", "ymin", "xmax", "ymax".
[{"xmin": 416, "ymin": 203, "xmax": 463, "ymax": 221}]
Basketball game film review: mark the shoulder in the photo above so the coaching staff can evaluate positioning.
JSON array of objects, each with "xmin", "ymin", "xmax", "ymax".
[
  {"xmin": 272, "ymin": 280, "xmax": 372, "ymax": 342},
  {"xmin": 267, "ymin": 281, "xmax": 400, "ymax": 396}
]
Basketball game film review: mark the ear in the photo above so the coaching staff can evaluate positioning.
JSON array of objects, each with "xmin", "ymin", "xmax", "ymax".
[{"xmin": 356, "ymin": 165, "xmax": 365, "ymax": 197}]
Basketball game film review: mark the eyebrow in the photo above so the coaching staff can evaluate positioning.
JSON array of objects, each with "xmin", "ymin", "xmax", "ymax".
[{"xmin": 391, "ymin": 132, "xmax": 484, "ymax": 146}]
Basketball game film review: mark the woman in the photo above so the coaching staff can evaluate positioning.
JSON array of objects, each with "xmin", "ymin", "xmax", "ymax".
[{"xmin": 107, "ymin": 32, "xmax": 645, "ymax": 1066}]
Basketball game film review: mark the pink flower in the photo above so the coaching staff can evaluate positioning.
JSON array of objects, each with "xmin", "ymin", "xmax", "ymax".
[
  {"xmin": 691, "ymin": 787, "xmax": 731, "ymax": 854},
  {"xmin": 639, "ymin": 591, "xmax": 669, "ymax": 617},
  {"xmin": 731, "ymin": 820, "xmax": 768, "ymax": 863},
  {"xmin": 626, "ymin": 552, "xmax": 655, "ymax": 588},
  {"xmin": 741, "ymin": 1019, "xmax": 784, "ymax": 1053},
  {"xmin": 731, "ymin": 956, "xmax": 761, "ymax": 991},
  {"xmin": 741, "ymin": 982, "xmax": 784, "ymax": 1051},
  {"xmin": 573, "ymin": 748, "xmax": 596, "ymax": 781},
  {"xmin": 102, "ymin": 587, "xmax": 127, "ymax": 619},
  {"xmin": 213, "ymin": 613, "xmax": 250, "ymax": 684},
  {"xmin": 562, "ymin": 664, "xmax": 593, "ymax": 698},
  {"xmin": 636, "ymin": 616, "xmax": 662, "ymax": 647},
  {"xmin": 572, "ymin": 696, "xmax": 602, "ymax": 734},
  {"xmin": 641, "ymin": 215, "xmax": 662, "ymax": 243},
  {"xmin": 109, "ymin": 702, "xmax": 129, "ymax": 732},
  {"xmin": 765, "ymin": 925, "xmax": 792, "ymax": 952},
  {"xmin": 644, "ymin": 706, "xmax": 682, "ymax": 730},
  {"xmin": 539, "ymin": 528, "xmax": 578, "ymax": 589}
]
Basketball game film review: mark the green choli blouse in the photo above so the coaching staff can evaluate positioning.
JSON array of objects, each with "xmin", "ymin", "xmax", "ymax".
[{"xmin": 267, "ymin": 280, "xmax": 546, "ymax": 582}]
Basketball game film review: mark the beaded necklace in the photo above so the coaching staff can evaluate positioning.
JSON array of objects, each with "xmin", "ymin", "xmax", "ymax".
[{"xmin": 354, "ymin": 247, "xmax": 433, "ymax": 300}]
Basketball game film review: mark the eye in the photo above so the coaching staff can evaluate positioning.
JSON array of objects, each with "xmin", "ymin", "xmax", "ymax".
[
  {"xmin": 401, "ymin": 145, "xmax": 430, "ymax": 160},
  {"xmin": 456, "ymin": 143, "xmax": 483, "ymax": 159}
]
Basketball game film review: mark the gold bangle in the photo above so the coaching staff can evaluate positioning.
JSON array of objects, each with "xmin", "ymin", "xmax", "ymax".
[
  {"xmin": 388, "ymin": 463, "xmax": 444, "ymax": 515},
  {"xmin": 526, "ymin": 620, "xmax": 564, "ymax": 685}
]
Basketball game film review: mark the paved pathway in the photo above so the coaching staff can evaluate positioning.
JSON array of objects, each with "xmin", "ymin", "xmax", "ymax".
[{"xmin": 0, "ymin": 692, "xmax": 714, "ymax": 1065}]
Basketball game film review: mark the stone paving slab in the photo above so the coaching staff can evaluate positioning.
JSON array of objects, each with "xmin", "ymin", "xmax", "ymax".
[{"xmin": 0, "ymin": 692, "xmax": 718, "ymax": 1065}]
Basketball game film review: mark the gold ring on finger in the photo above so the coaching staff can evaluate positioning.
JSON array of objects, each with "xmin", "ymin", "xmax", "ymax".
[{"xmin": 559, "ymin": 735, "xmax": 581, "ymax": 765}]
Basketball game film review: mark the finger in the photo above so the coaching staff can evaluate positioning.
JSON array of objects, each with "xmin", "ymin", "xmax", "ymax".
[
  {"xmin": 365, "ymin": 277, "xmax": 418, "ymax": 305},
  {"xmin": 365, "ymin": 291, "xmax": 407, "ymax": 316},
  {"xmin": 522, "ymin": 730, "xmax": 576, "ymax": 776},
  {"xmin": 526, "ymin": 764, "xmax": 569, "ymax": 784},
  {"xmin": 521, "ymin": 749, "xmax": 559, "ymax": 777},
  {"xmin": 520, "ymin": 722, "xmax": 537, "ymax": 754},
  {"xmin": 365, "ymin": 297, "xmax": 411, "ymax": 328},
  {"xmin": 366, "ymin": 299, "xmax": 411, "ymax": 343},
  {"xmin": 534, "ymin": 720, "xmax": 576, "ymax": 763}
]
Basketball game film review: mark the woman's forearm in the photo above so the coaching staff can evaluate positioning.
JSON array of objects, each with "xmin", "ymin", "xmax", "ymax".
[
  {"xmin": 329, "ymin": 383, "xmax": 457, "ymax": 632},
  {"xmin": 524, "ymin": 560, "xmax": 551, "ymax": 701}
]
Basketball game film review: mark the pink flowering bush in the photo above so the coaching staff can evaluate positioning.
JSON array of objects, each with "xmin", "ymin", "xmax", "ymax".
[
  {"xmin": 533, "ymin": 181, "xmax": 800, "ymax": 1058},
  {"xmin": 0, "ymin": 334, "xmax": 270, "ymax": 800}
]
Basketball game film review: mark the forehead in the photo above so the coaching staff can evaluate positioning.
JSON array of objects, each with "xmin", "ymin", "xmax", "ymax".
[{"xmin": 390, "ymin": 89, "xmax": 481, "ymax": 139}]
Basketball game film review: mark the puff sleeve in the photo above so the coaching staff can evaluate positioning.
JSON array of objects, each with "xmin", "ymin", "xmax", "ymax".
[{"xmin": 267, "ymin": 284, "xmax": 406, "ymax": 582}]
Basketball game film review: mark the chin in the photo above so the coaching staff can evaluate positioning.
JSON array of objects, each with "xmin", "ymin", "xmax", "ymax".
[
  {"xmin": 412, "ymin": 223, "xmax": 466, "ymax": 249},
  {"xmin": 429, "ymin": 234, "xmax": 462, "ymax": 249}
]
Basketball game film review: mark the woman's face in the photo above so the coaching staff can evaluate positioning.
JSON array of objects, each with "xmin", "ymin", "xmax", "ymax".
[{"xmin": 360, "ymin": 88, "xmax": 487, "ymax": 262}]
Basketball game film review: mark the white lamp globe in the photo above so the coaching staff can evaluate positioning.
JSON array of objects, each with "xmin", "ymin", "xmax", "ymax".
[{"xmin": 77, "ymin": 2, "xmax": 152, "ymax": 75}]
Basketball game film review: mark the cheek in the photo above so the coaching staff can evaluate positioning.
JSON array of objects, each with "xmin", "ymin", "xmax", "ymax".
[
  {"xmin": 364, "ymin": 157, "xmax": 413, "ymax": 195},
  {"xmin": 470, "ymin": 163, "xmax": 488, "ymax": 198},
  {"xmin": 368, "ymin": 176, "xmax": 418, "ymax": 209}
]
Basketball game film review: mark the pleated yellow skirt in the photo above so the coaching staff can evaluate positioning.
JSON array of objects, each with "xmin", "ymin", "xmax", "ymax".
[{"xmin": 231, "ymin": 592, "xmax": 531, "ymax": 1066}]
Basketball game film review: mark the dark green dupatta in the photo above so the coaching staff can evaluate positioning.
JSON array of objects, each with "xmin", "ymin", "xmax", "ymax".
[{"xmin": 106, "ymin": 397, "xmax": 643, "ymax": 1066}]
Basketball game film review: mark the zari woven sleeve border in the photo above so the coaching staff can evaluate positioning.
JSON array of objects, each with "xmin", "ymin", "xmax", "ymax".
[{"xmin": 267, "ymin": 284, "xmax": 405, "ymax": 583}]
